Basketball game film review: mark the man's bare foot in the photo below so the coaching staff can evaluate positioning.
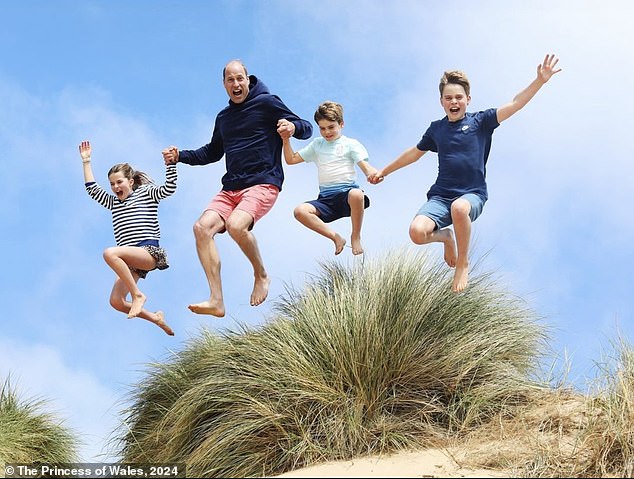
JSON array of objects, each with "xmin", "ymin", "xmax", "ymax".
[
  {"xmin": 452, "ymin": 265, "xmax": 469, "ymax": 293},
  {"xmin": 334, "ymin": 234, "xmax": 346, "ymax": 255},
  {"xmin": 440, "ymin": 229, "xmax": 457, "ymax": 268},
  {"xmin": 128, "ymin": 292, "xmax": 147, "ymax": 318},
  {"xmin": 250, "ymin": 275, "xmax": 271, "ymax": 306},
  {"xmin": 188, "ymin": 300, "xmax": 225, "ymax": 317},
  {"xmin": 154, "ymin": 311, "xmax": 175, "ymax": 336},
  {"xmin": 351, "ymin": 236, "xmax": 364, "ymax": 255}
]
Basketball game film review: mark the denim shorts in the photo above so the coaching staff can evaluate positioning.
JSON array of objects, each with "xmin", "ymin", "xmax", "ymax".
[{"xmin": 416, "ymin": 193, "xmax": 486, "ymax": 230}]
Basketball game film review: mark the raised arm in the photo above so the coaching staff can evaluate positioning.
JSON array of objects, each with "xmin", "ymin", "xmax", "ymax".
[
  {"xmin": 368, "ymin": 146, "xmax": 426, "ymax": 184},
  {"xmin": 496, "ymin": 54, "xmax": 561, "ymax": 124},
  {"xmin": 79, "ymin": 140, "xmax": 96, "ymax": 183}
]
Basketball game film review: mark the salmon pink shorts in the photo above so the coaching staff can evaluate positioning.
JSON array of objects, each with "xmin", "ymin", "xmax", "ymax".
[{"xmin": 206, "ymin": 184, "xmax": 280, "ymax": 228}]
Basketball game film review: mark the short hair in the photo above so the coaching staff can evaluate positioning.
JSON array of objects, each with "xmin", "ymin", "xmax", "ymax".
[
  {"xmin": 439, "ymin": 70, "xmax": 470, "ymax": 97},
  {"xmin": 314, "ymin": 101, "xmax": 344, "ymax": 124},
  {"xmin": 222, "ymin": 60, "xmax": 248, "ymax": 81}
]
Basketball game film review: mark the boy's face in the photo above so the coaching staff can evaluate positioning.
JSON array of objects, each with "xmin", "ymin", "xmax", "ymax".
[
  {"xmin": 440, "ymin": 83, "xmax": 470, "ymax": 122},
  {"xmin": 317, "ymin": 119, "xmax": 344, "ymax": 142}
]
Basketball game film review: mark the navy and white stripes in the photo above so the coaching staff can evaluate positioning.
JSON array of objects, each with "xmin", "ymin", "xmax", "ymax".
[{"xmin": 86, "ymin": 164, "xmax": 177, "ymax": 246}]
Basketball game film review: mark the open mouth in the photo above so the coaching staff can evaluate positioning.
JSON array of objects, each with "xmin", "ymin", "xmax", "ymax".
[{"xmin": 450, "ymin": 107, "xmax": 460, "ymax": 114}]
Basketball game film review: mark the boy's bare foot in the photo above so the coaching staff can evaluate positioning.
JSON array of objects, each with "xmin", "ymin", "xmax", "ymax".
[
  {"xmin": 154, "ymin": 311, "xmax": 175, "ymax": 336},
  {"xmin": 351, "ymin": 236, "xmax": 364, "ymax": 255},
  {"xmin": 334, "ymin": 234, "xmax": 346, "ymax": 255},
  {"xmin": 250, "ymin": 275, "xmax": 271, "ymax": 306},
  {"xmin": 128, "ymin": 292, "xmax": 147, "ymax": 318},
  {"xmin": 188, "ymin": 300, "xmax": 226, "ymax": 317},
  {"xmin": 452, "ymin": 265, "xmax": 469, "ymax": 293},
  {"xmin": 439, "ymin": 229, "xmax": 457, "ymax": 268}
]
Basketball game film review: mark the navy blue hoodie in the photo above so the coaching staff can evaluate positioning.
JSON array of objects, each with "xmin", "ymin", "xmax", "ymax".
[{"xmin": 178, "ymin": 75, "xmax": 312, "ymax": 192}]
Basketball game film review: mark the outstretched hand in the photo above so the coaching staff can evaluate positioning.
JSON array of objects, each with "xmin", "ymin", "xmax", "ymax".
[
  {"xmin": 79, "ymin": 140, "xmax": 92, "ymax": 160},
  {"xmin": 538, "ymin": 54, "xmax": 561, "ymax": 83}
]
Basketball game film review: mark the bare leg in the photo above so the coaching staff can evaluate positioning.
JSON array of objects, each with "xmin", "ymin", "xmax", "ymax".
[
  {"xmin": 225, "ymin": 209, "xmax": 271, "ymax": 306},
  {"xmin": 409, "ymin": 215, "xmax": 457, "ymax": 267},
  {"xmin": 103, "ymin": 246, "xmax": 156, "ymax": 318},
  {"xmin": 450, "ymin": 199, "xmax": 472, "ymax": 293},
  {"xmin": 294, "ymin": 203, "xmax": 346, "ymax": 255},
  {"xmin": 348, "ymin": 189, "xmax": 365, "ymax": 255},
  {"xmin": 189, "ymin": 210, "xmax": 226, "ymax": 317},
  {"xmin": 109, "ymin": 279, "xmax": 175, "ymax": 335}
]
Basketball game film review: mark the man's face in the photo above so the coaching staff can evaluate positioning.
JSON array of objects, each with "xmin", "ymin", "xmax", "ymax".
[
  {"xmin": 440, "ymin": 83, "xmax": 470, "ymax": 122},
  {"xmin": 223, "ymin": 63, "xmax": 250, "ymax": 104}
]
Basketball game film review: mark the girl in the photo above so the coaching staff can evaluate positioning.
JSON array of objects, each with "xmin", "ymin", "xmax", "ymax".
[{"xmin": 79, "ymin": 140, "xmax": 177, "ymax": 336}]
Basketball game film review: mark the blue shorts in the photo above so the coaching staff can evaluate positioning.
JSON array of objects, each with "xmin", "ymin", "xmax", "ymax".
[
  {"xmin": 416, "ymin": 193, "xmax": 486, "ymax": 230},
  {"xmin": 307, "ymin": 188, "xmax": 370, "ymax": 223}
]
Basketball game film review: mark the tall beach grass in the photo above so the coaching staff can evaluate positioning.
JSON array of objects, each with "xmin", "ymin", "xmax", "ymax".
[{"xmin": 116, "ymin": 249, "xmax": 549, "ymax": 477}]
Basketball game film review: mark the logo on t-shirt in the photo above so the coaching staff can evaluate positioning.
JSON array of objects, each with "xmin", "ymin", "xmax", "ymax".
[{"xmin": 461, "ymin": 125, "xmax": 470, "ymax": 133}]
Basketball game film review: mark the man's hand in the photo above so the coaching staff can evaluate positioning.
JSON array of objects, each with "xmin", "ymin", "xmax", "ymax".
[
  {"xmin": 162, "ymin": 146, "xmax": 179, "ymax": 165},
  {"xmin": 277, "ymin": 119, "xmax": 295, "ymax": 140}
]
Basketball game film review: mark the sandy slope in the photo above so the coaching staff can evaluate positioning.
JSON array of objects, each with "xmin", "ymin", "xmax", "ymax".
[{"xmin": 275, "ymin": 448, "xmax": 510, "ymax": 478}]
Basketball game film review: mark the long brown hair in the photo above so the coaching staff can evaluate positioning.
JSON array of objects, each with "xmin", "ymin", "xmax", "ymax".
[{"xmin": 107, "ymin": 163, "xmax": 153, "ymax": 190}]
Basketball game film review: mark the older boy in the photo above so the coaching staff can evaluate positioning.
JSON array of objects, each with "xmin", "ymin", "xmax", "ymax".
[
  {"xmin": 369, "ymin": 54, "xmax": 561, "ymax": 292},
  {"xmin": 279, "ymin": 101, "xmax": 378, "ymax": 255}
]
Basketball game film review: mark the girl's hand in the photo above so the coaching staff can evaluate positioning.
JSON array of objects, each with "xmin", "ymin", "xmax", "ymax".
[{"xmin": 79, "ymin": 140, "xmax": 92, "ymax": 161}]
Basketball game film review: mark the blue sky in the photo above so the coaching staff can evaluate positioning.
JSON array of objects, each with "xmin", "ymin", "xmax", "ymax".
[{"xmin": 1, "ymin": 0, "xmax": 633, "ymax": 463}]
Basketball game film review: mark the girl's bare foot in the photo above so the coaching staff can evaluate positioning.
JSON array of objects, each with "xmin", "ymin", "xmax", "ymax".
[
  {"xmin": 128, "ymin": 292, "xmax": 147, "ymax": 318},
  {"xmin": 250, "ymin": 276, "xmax": 271, "ymax": 306},
  {"xmin": 351, "ymin": 236, "xmax": 364, "ymax": 255},
  {"xmin": 188, "ymin": 299, "xmax": 225, "ymax": 317},
  {"xmin": 154, "ymin": 311, "xmax": 175, "ymax": 336},
  {"xmin": 334, "ymin": 234, "xmax": 346, "ymax": 255}
]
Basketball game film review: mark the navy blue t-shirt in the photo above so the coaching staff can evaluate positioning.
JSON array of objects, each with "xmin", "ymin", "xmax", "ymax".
[{"xmin": 417, "ymin": 108, "xmax": 499, "ymax": 201}]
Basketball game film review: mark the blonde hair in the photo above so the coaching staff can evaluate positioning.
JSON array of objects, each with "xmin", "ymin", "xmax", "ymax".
[
  {"xmin": 439, "ymin": 70, "xmax": 471, "ymax": 97},
  {"xmin": 314, "ymin": 101, "xmax": 344, "ymax": 124},
  {"xmin": 107, "ymin": 163, "xmax": 153, "ymax": 190}
]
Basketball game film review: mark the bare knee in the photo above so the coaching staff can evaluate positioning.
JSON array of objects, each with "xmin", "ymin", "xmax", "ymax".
[
  {"xmin": 103, "ymin": 247, "xmax": 118, "ymax": 264},
  {"xmin": 225, "ymin": 217, "xmax": 249, "ymax": 241},
  {"xmin": 294, "ymin": 203, "xmax": 313, "ymax": 222},
  {"xmin": 409, "ymin": 224, "xmax": 431, "ymax": 245},
  {"xmin": 451, "ymin": 199, "xmax": 471, "ymax": 220},
  {"xmin": 347, "ymin": 188, "xmax": 364, "ymax": 204}
]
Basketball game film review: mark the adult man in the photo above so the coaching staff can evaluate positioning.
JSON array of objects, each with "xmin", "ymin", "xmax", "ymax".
[{"xmin": 163, "ymin": 60, "xmax": 312, "ymax": 316}]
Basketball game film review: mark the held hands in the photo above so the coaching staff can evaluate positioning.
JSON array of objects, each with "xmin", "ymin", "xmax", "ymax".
[
  {"xmin": 79, "ymin": 140, "xmax": 92, "ymax": 162},
  {"xmin": 162, "ymin": 146, "xmax": 179, "ymax": 165},
  {"xmin": 367, "ymin": 170, "xmax": 385, "ymax": 185},
  {"xmin": 277, "ymin": 119, "xmax": 295, "ymax": 140},
  {"xmin": 537, "ymin": 54, "xmax": 562, "ymax": 84}
]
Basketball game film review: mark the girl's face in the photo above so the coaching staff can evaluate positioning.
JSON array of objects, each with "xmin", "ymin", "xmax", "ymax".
[
  {"xmin": 109, "ymin": 172, "xmax": 134, "ymax": 200},
  {"xmin": 441, "ymin": 83, "xmax": 471, "ymax": 122},
  {"xmin": 317, "ymin": 119, "xmax": 344, "ymax": 142}
]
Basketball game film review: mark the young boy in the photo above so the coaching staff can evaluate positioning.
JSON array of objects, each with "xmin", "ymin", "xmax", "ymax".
[
  {"xmin": 369, "ymin": 54, "xmax": 561, "ymax": 293},
  {"xmin": 280, "ymin": 101, "xmax": 378, "ymax": 255}
]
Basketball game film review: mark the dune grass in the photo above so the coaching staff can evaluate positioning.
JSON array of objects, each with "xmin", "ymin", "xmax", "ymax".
[
  {"xmin": 116, "ymin": 249, "xmax": 549, "ymax": 477},
  {"xmin": 0, "ymin": 377, "xmax": 77, "ymax": 468}
]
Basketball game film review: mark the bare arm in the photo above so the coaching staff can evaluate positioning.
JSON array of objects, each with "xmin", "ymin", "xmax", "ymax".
[
  {"xmin": 281, "ymin": 137, "xmax": 304, "ymax": 165},
  {"xmin": 356, "ymin": 160, "xmax": 378, "ymax": 181},
  {"xmin": 79, "ymin": 140, "xmax": 95, "ymax": 183},
  {"xmin": 496, "ymin": 54, "xmax": 561, "ymax": 124},
  {"xmin": 368, "ymin": 146, "xmax": 426, "ymax": 184}
]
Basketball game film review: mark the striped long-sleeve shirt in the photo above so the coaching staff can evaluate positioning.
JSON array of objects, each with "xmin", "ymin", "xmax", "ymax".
[{"xmin": 85, "ymin": 164, "xmax": 177, "ymax": 246}]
